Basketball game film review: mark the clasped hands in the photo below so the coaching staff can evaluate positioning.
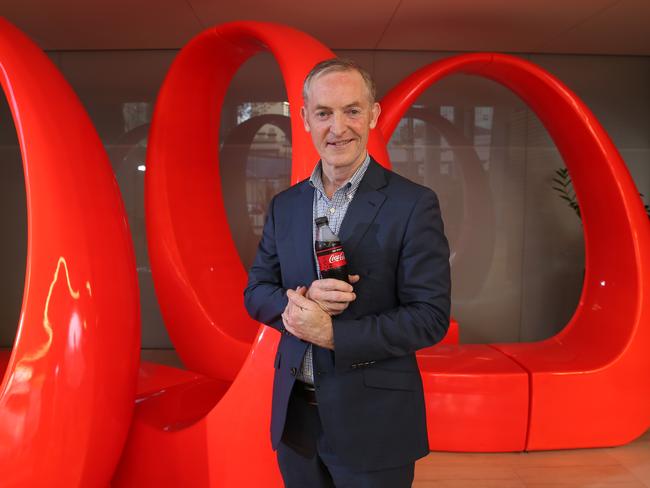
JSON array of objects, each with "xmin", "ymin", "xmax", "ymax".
[{"xmin": 281, "ymin": 275, "xmax": 360, "ymax": 350}]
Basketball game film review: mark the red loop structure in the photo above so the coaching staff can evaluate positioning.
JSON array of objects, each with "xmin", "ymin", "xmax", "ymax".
[
  {"xmin": 382, "ymin": 53, "xmax": 650, "ymax": 451},
  {"xmin": 114, "ymin": 22, "xmax": 340, "ymax": 486},
  {"xmin": 142, "ymin": 22, "xmax": 334, "ymax": 382},
  {"xmin": 0, "ymin": 19, "xmax": 140, "ymax": 486}
]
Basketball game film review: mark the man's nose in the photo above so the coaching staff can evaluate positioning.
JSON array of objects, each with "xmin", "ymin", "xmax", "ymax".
[{"xmin": 329, "ymin": 112, "xmax": 346, "ymax": 136}]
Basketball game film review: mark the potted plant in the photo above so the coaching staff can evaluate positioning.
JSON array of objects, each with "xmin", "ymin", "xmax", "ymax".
[{"xmin": 553, "ymin": 167, "xmax": 650, "ymax": 220}]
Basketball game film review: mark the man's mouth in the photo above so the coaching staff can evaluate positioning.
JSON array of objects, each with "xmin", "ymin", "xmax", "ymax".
[{"xmin": 327, "ymin": 139, "xmax": 354, "ymax": 147}]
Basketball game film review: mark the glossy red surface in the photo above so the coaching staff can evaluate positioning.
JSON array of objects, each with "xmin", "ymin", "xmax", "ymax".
[
  {"xmin": 380, "ymin": 52, "xmax": 650, "ymax": 450},
  {"xmin": 0, "ymin": 19, "xmax": 140, "ymax": 486},
  {"xmin": 143, "ymin": 22, "xmax": 334, "ymax": 382},
  {"xmin": 136, "ymin": 361, "xmax": 206, "ymax": 400},
  {"xmin": 417, "ymin": 345, "xmax": 529, "ymax": 451},
  {"xmin": 114, "ymin": 327, "xmax": 282, "ymax": 486},
  {"xmin": 115, "ymin": 22, "xmax": 341, "ymax": 486}
]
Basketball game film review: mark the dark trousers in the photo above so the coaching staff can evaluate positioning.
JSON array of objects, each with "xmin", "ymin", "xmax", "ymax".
[{"xmin": 277, "ymin": 382, "xmax": 415, "ymax": 488}]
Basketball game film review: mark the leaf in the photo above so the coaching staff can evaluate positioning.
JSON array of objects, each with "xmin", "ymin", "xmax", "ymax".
[{"xmin": 552, "ymin": 178, "xmax": 570, "ymax": 188}]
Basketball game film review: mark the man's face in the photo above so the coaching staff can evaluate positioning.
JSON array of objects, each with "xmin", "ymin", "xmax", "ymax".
[{"xmin": 301, "ymin": 70, "xmax": 380, "ymax": 175}]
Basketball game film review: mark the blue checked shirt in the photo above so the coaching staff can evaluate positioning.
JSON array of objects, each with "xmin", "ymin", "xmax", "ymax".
[{"xmin": 296, "ymin": 154, "xmax": 371, "ymax": 384}]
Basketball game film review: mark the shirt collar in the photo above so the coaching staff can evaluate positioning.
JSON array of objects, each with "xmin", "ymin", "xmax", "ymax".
[{"xmin": 309, "ymin": 153, "xmax": 371, "ymax": 198}]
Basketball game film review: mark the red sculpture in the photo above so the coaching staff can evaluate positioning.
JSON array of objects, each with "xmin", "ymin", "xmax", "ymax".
[
  {"xmin": 379, "ymin": 53, "xmax": 650, "ymax": 450},
  {"xmin": 0, "ymin": 18, "xmax": 140, "ymax": 486},
  {"xmin": 0, "ymin": 18, "xmax": 648, "ymax": 487}
]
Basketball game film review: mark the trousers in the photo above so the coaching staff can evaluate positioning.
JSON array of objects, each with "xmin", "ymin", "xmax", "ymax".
[{"xmin": 276, "ymin": 382, "xmax": 415, "ymax": 488}]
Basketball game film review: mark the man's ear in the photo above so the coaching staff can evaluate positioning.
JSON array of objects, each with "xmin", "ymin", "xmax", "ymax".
[
  {"xmin": 369, "ymin": 102, "xmax": 381, "ymax": 129},
  {"xmin": 300, "ymin": 106, "xmax": 310, "ymax": 132}
]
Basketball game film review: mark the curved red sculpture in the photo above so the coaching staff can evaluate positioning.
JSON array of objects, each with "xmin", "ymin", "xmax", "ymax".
[
  {"xmin": 0, "ymin": 19, "xmax": 140, "ymax": 486},
  {"xmin": 143, "ymin": 22, "xmax": 335, "ymax": 382},
  {"xmin": 381, "ymin": 53, "xmax": 650, "ymax": 450},
  {"xmin": 114, "ymin": 21, "xmax": 341, "ymax": 486}
]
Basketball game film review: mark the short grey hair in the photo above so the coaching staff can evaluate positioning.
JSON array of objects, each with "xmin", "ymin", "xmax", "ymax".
[{"xmin": 303, "ymin": 58, "xmax": 377, "ymax": 103}]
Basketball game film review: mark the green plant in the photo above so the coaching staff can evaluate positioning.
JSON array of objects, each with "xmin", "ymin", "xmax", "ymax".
[
  {"xmin": 552, "ymin": 167, "xmax": 580, "ymax": 219},
  {"xmin": 553, "ymin": 167, "xmax": 650, "ymax": 220}
]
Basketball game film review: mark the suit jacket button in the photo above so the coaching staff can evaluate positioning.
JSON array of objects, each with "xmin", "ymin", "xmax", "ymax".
[{"xmin": 290, "ymin": 367, "xmax": 297, "ymax": 376}]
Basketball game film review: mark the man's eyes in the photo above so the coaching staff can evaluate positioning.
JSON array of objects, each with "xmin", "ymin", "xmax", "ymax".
[{"xmin": 314, "ymin": 109, "xmax": 361, "ymax": 118}]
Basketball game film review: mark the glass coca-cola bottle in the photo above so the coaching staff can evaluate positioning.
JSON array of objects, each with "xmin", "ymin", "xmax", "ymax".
[{"xmin": 315, "ymin": 216, "xmax": 349, "ymax": 283}]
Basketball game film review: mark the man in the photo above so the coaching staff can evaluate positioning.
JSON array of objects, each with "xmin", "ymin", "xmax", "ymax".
[{"xmin": 244, "ymin": 58, "xmax": 451, "ymax": 487}]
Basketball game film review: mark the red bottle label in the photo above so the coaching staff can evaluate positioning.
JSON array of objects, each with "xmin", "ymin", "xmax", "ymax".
[{"xmin": 316, "ymin": 245, "xmax": 347, "ymax": 271}]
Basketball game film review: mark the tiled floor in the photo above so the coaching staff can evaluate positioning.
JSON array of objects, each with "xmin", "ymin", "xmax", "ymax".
[
  {"xmin": 414, "ymin": 430, "xmax": 650, "ymax": 487},
  {"xmin": 139, "ymin": 350, "xmax": 650, "ymax": 487}
]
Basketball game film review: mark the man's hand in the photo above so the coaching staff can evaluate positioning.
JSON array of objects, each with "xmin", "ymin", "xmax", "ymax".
[
  {"xmin": 282, "ymin": 286, "xmax": 335, "ymax": 350},
  {"xmin": 306, "ymin": 275, "xmax": 360, "ymax": 316}
]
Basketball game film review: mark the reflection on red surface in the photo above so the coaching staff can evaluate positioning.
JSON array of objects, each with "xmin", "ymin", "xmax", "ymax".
[{"xmin": 0, "ymin": 18, "xmax": 140, "ymax": 486}]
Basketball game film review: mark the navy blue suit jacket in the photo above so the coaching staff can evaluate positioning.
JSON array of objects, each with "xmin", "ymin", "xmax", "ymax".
[{"xmin": 244, "ymin": 158, "xmax": 451, "ymax": 471}]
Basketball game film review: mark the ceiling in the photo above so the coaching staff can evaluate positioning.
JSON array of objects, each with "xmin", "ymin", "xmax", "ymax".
[{"xmin": 2, "ymin": 0, "xmax": 649, "ymax": 55}]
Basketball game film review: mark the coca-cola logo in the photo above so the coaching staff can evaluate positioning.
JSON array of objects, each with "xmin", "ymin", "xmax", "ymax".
[{"xmin": 328, "ymin": 252, "xmax": 345, "ymax": 264}]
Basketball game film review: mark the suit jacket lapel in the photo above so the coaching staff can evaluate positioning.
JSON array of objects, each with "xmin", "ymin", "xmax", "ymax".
[
  {"xmin": 293, "ymin": 180, "xmax": 318, "ymax": 285},
  {"xmin": 339, "ymin": 159, "xmax": 388, "ymax": 258}
]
